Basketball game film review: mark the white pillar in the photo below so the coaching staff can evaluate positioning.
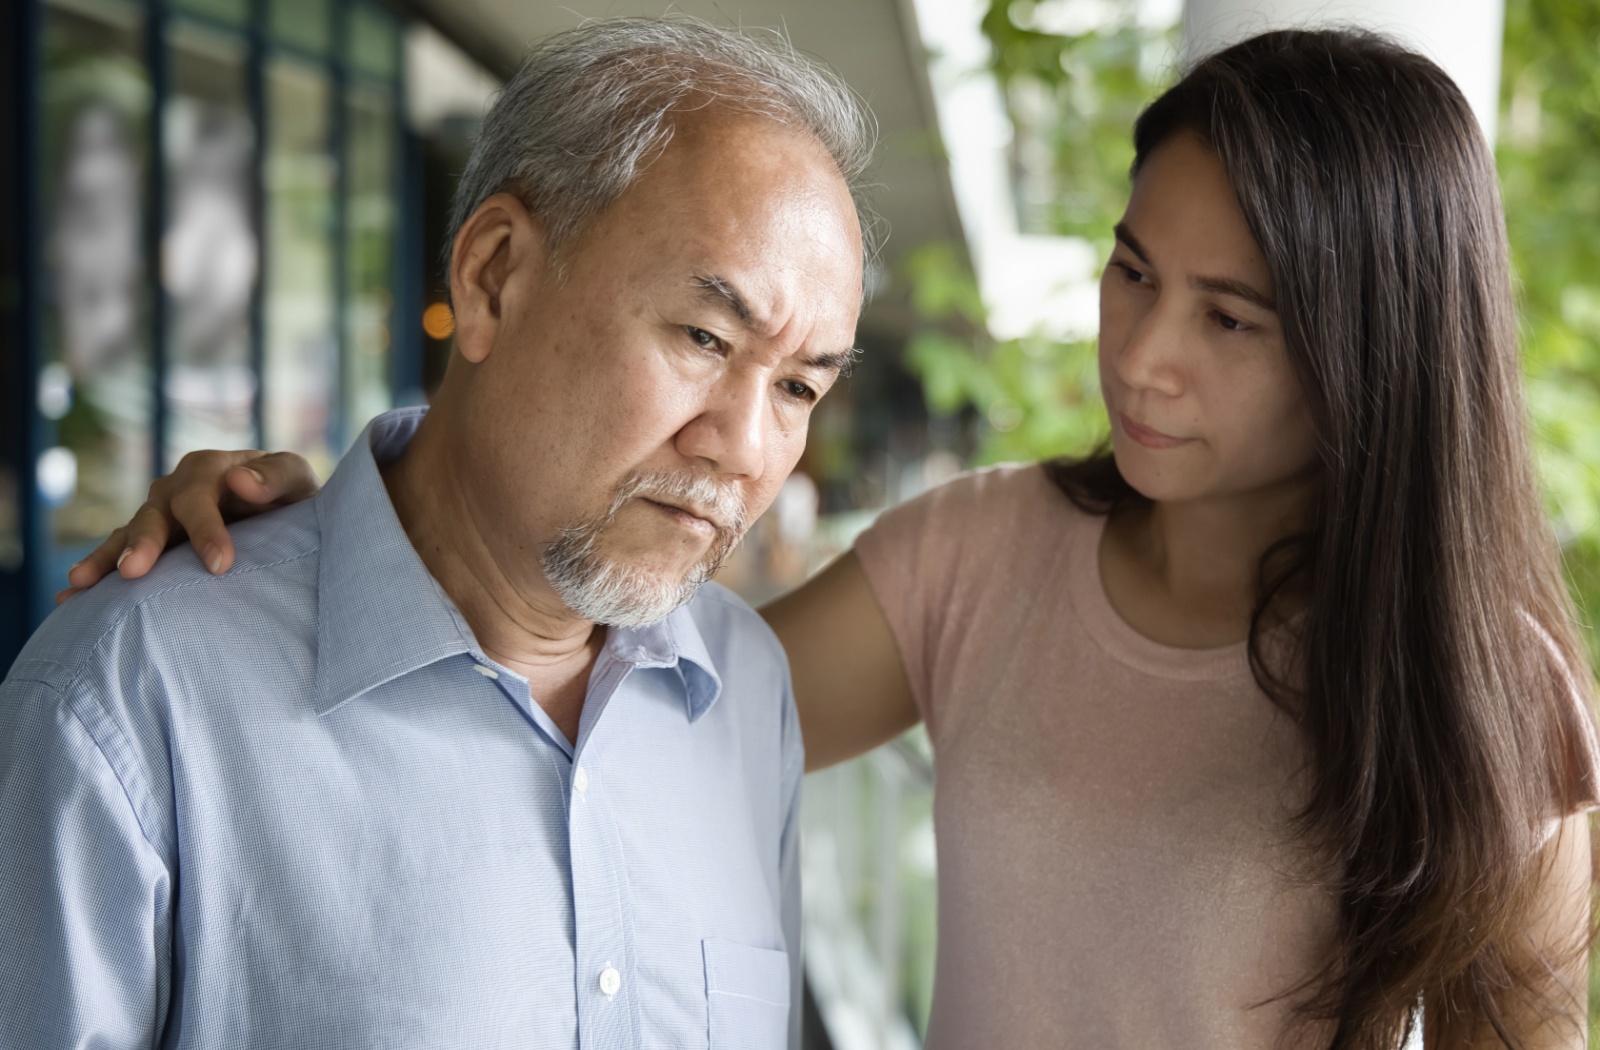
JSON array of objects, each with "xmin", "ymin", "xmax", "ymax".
[{"xmin": 1182, "ymin": 0, "xmax": 1505, "ymax": 143}]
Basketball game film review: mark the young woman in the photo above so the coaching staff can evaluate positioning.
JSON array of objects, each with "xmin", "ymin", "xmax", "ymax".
[{"xmin": 66, "ymin": 28, "xmax": 1597, "ymax": 1049}]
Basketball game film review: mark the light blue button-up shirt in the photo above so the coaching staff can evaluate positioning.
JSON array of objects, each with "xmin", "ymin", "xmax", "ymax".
[{"xmin": 0, "ymin": 408, "xmax": 804, "ymax": 1050}]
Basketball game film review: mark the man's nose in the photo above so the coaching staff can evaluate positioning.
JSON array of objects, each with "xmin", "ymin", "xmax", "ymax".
[{"xmin": 675, "ymin": 372, "xmax": 768, "ymax": 480}]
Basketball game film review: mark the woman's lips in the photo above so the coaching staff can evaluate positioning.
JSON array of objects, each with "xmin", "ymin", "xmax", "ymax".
[{"xmin": 1118, "ymin": 413, "xmax": 1191, "ymax": 449}]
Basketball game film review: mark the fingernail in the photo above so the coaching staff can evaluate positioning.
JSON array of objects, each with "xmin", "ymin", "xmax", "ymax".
[
  {"xmin": 69, "ymin": 558, "xmax": 84, "ymax": 574},
  {"xmin": 203, "ymin": 544, "xmax": 224, "ymax": 574},
  {"xmin": 116, "ymin": 547, "xmax": 132, "ymax": 570},
  {"xmin": 246, "ymin": 468, "xmax": 266, "ymax": 485}
]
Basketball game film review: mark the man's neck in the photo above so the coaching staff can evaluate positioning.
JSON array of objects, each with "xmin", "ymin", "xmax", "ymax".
[{"xmin": 380, "ymin": 411, "xmax": 604, "ymax": 743}]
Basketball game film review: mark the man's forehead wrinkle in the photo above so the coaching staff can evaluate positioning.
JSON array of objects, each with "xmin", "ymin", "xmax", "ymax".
[
  {"xmin": 686, "ymin": 270, "xmax": 857, "ymax": 376},
  {"xmin": 801, "ymin": 347, "xmax": 860, "ymax": 379},
  {"xmin": 691, "ymin": 273, "xmax": 756, "ymax": 328}
]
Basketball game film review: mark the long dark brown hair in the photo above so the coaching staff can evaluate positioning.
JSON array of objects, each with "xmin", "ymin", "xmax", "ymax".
[{"xmin": 1047, "ymin": 28, "xmax": 1598, "ymax": 1048}]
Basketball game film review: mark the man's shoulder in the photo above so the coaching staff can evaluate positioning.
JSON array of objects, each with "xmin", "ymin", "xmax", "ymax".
[
  {"xmin": 680, "ymin": 582, "xmax": 801, "ymax": 769},
  {"xmin": 8, "ymin": 501, "xmax": 323, "ymax": 693},
  {"xmin": 683, "ymin": 581, "xmax": 786, "ymax": 663}
]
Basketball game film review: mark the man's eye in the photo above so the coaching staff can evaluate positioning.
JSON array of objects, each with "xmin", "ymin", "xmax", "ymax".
[
  {"xmin": 781, "ymin": 380, "xmax": 816, "ymax": 402},
  {"xmin": 685, "ymin": 326, "xmax": 719, "ymax": 349}
]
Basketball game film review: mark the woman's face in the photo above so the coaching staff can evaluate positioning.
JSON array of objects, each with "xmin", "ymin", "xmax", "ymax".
[{"xmin": 1098, "ymin": 131, "xmax": 1319, "ymax": 506}]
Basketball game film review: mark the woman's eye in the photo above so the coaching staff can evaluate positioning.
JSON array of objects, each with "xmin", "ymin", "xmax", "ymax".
[
  {"xmin": 685, "ymin": 326, "xmax": 719, "ymax": 350},
  {"xmin": 1213, "ymin": 311, "xmax": 1249, "ymax": 333},
  {"xmin": 1114, "ymin": 261, "xmax": 1148, "ymax": 285}
]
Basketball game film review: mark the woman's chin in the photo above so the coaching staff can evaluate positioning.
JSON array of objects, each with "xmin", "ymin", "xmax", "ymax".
[{"xmin": 1110, "ymin": 446, "xmax": 1199, "ymax": 505}]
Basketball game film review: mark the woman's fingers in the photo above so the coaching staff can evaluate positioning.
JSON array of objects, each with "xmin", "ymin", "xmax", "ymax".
[
  {"xmin": 169, "ymin": 484, "xmax": 234, "ymax": 575},
  {"xmin": 116, "ymin": 500, "xmax": 187, "ymax": 578},
  {"xmin": 222, "ymin": 451, "xmax": 322, "ymax": 509},
  {"xmin": 59, "ymin": 448, "xmax": 325, "ymax": 596},
  {"xmin": 58, "ymin": 527, "xmax": 132, "ymax": 600}
]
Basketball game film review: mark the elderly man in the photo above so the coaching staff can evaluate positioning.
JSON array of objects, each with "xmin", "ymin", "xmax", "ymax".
[{"xmin": 0, "ymin": 18, "xmax": 870, "ymax": 1049}]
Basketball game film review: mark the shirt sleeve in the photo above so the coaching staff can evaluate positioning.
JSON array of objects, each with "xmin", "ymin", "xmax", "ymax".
[
  {"xmin": 776, "ymin": 670, "xmax": 805, "ymax": 1050},
  {"xmin": 0, "ymin": 670, "xmax": 174, "ymax": 1050}
]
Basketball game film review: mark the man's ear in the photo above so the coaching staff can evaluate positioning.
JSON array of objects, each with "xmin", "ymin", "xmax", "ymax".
[{"xmin": 448, "ymin": 193, "xmax": 548, "ymax": 364}]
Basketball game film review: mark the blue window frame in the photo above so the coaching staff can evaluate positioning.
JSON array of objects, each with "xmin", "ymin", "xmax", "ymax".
[{"xmin": 1, "ymin": 0, "xmax": 417, "ymax": 670}]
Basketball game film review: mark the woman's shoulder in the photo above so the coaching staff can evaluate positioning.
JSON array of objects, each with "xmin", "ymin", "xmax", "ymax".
[
  {"xmin": 857, "ymin": 461, "xmax": 1093, "ymax": 577},
  {"xmin": 896, "ymin": 461, "xmax": 1082, "ymax": 527}
]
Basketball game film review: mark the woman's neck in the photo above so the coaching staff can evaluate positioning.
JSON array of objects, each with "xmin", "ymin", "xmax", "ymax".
[{"xmin": 1099, "ymin": 477, "xmax": 1317, "ymax": 649}]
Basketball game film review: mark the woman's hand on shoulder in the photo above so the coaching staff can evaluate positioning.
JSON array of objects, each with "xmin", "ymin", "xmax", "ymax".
[
  {"xmin": 761, "ymin": 550, "xmax": 920, "ymax": 772},
  {"xmin": 58, "ymin": 449, "xmax": 322, "ymax": 602}
]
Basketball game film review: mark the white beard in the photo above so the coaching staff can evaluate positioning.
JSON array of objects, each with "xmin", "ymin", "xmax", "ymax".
[{"xmin": 541, "ymin": 469, "xmax": 748, "ymax": 627}]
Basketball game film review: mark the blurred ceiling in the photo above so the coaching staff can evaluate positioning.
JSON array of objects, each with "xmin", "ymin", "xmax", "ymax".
[{"xmin": 403, "ymin": 0, "xmax": 968, "ymax": 344}]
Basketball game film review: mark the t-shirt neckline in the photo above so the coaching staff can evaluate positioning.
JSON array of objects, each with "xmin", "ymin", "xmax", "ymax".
[{"xmin": 1065, "ymin": 502, "xmax": 1255, "ymax": 683}]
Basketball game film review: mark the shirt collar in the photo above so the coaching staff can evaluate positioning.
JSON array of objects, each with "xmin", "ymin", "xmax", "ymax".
[
  {"xmin": 603, "ymin": 606, "xmax": 724, "ymax": 723},
  {"xmin": 313, "ymin": 408, "xmax": 475, "ymax": 714},
  {"xmin": 312, "ymin": 407, "xmax": 724, "ymax": 722}
]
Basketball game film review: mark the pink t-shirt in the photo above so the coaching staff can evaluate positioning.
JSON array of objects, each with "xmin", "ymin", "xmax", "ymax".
[{"xmin": 855, "ymin": 464, "xmax": 1337, "ymax": 1049}]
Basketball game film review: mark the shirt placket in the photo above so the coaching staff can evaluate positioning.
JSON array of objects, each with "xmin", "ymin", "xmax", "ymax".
[{"xmin": 570, "ymin": 657, "xmax": 639, "ymax": 1050}]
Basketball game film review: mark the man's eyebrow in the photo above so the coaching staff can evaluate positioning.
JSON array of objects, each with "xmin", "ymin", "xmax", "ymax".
[
  {"xmin": 1113, "ymin": 222, "xmax": 1276, "ymax": 313},
  {"xmin": 799, "ymin": 347, "xmax": 861, "ymax": 380},
  {"xmin": 692, "ymin": 272, "xmax": 859, "ymax": 378},
  {"xmin": 692, "ymin": 273, "xmax": 756, "ymax": 328}
]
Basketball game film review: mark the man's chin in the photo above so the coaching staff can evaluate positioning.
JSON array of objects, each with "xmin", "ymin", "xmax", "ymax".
[{"xmin": 544, "ymin": 550, "xmax": 722, "ymax": 628}]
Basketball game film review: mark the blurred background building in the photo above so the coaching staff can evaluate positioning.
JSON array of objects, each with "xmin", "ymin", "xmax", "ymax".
[{"xmin": 3, "ymin": 0, "xmax": 1596, "ymax": 1047}]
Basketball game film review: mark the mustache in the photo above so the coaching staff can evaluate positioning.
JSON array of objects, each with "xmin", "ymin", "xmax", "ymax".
[{"xmin": 611, "ymin": 469, "xmax": 749, "ymax": 539}]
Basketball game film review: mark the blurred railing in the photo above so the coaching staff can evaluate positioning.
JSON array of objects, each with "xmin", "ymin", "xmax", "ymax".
[{"xmin": 801, "ymin": 731, "xmax": 938, "ymax": 1050}]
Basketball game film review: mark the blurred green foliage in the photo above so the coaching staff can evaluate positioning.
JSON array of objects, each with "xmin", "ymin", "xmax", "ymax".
[
  {"xmin": 904, "ymin": 0, "xmax": 1173, "ymax": 470},
  {"xmin": 906, "ymin": 0, "xmax": 1600, "ymax": 659},
  {"xmin": 904, "ymin": 244, "xmax": 1105, "ymax": 464},
  {"xmin": 1498, "ymin": 0, "xmax": 1600, "ymax": 654}
]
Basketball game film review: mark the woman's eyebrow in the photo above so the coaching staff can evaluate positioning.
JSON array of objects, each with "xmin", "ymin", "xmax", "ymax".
[
  {"xmin": 1115, "ymin": 221, "xmax": 1277, "ymax": 313},
  {"xmin": 1112, "ymin": 222, "xmax": 1152, "ymax": 265},
  {"xmin": 1193, "ymin": 275, "xmax": 1277, "ymax": 312}
]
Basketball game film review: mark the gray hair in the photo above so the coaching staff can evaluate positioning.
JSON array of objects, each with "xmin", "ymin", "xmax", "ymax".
[{"xmin": 446, "ymin": 16, "xmax": 882, "ymax": 280}]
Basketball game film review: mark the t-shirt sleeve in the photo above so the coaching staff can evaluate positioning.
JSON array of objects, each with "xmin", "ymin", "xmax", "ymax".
[
  {"xmin": 1515, "ymin": 610, "xmax": 1600, "ymax": 820},
  {"xmin": 1545, "ymin": 633, "xmax": 1600, "ymax": 817},
  {"xmin": 852, "ymin": 468, "xmax": 1025, "ymax": 744}
]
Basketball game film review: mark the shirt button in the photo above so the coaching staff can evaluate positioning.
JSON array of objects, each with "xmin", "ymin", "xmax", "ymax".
[
  {"xmin": 473, "ymin": 664, "xmax": 499, "ymax": 680},
  {"xmin": 598, "ymin": 965, "xmax": 622, "ymax": 998},
  {"xmin": 573, "ymin": 767, "xmax": 589, "ymax": 794}
]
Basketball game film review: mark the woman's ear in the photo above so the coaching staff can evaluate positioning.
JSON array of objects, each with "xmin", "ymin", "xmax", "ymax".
[{"xmin": 448, "ymin": 193, "xmax": 548, "ymax": 364}]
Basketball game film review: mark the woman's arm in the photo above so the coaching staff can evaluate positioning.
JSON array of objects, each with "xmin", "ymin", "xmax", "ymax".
[
  {"xmin": 760, "ymin": 551, "xmax": 920, "ymax": 772},
  {"xmin": 1425, "ymin": 813, "xmax": 1592, "ymax": 1048},
  {"xmin": 62, "ymin": 450, "xmax": 923, "ymax": 773}
]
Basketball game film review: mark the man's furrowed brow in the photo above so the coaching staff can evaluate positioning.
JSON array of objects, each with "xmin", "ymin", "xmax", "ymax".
[
  {"xmin": 692, "ymin": 273, "xmax": 755, "ymax": 328},
  {"xmin": 802, "ymin": 347, "xmax": 861, "ymax": 380}
]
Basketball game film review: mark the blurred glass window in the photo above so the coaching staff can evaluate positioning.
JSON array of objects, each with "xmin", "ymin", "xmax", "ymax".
[
  {"xmin": 346, "ymin": 2, "xmax": 398, "ymax": 82},
  {"xmin": 171, "ymin": 0, "xmax": 248, "ymax": 29},
  {"xmin": 344, "ymin": 83, "xmax": 396, "ymax": 429},
  {"xmin": 264, "ymin": 57, "xmax": 338, "ymax": 477},
  {"xmin": 40, "ymin": 0, "xmax": 153, "ymax": 548},
  {"xmin": 270, "ymin": 0, "xmax": 332, "ymax": 57},
  {"xmin": 163, "ymin": 21, "xmax": 258, "ymax": 467}
]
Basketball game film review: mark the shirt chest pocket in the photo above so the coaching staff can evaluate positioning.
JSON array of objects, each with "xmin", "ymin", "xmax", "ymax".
[{"xmin": 703, "ymin": 938, "xmax": 790, "ymax": 1048}]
